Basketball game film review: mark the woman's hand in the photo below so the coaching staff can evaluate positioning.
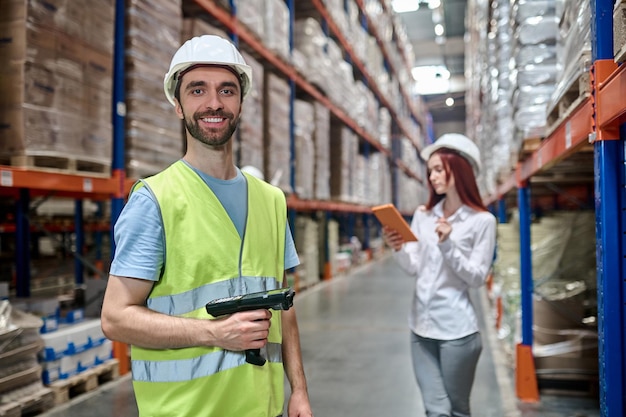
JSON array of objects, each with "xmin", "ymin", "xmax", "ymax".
[
  {"xmin": 382, "ymin": 226, "xmax": 405, "ymax": 251},
  {"xmin": 435, "ymin": 217, "xmax": 452, "ymax": 242}
]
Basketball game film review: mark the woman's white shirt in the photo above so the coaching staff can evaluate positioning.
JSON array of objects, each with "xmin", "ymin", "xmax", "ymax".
[{"xmin": 393, "ymin": 200, "xmax": 497, "ymax": 340}]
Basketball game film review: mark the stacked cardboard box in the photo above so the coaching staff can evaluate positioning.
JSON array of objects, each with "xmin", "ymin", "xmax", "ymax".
[
  {"xmin": 0, "ymin": 303, "xmax": 53, "ymax": 413},
  {"xmin": 330, "ymin": 123, "xmax": 358, "ymax": 203},
  {"xmin": 295, "ymin": 216, "xmax": 319, "ymax": 289},
  {"xmin": 0, "ymin": 0, "xmax": 114, "ymax": 174},
  {"xmin": 294, "ymin": 100, "xmax": 315, "ymax": 199},
  {"xmin": 263, "ymin": 73, "xmax": 291, "ymax": 192},
  {"xmin": 124, "ymin": 0, "xmax": 183, "ymax": 179},
  {"xmin": 238, "ymin": 51, "xmax": 265, "ymax": 172},
  {"xmin": 313, "ymin": 102, "xmax": 331, "ymax": 200}
]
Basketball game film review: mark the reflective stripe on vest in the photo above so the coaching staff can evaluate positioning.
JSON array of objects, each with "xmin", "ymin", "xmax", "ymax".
[
  {"xmin": 147, "ymin": 275, "xmax": 280, "ymax": 315},
  {"xmin": 132, "ymin": 342, "xmax": 283, "ymax": 382}
]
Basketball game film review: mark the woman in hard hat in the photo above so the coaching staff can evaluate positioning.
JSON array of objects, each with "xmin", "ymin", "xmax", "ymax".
[
  {"xmin": 102, "ymin": 35, "xmax": 313, "ymax": 417},
  {"xmin": 382, "ymin": 133, "xmax": 497, "ymax": 417}
]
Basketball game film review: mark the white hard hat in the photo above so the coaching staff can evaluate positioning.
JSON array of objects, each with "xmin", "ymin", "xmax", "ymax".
[
  {"xmin": 163, "ymin": 35, "xmax": 252, "ymax": 106},
  {"xmin": 420, "ymin": 133, "xmax": 482, "ymax": 173}
]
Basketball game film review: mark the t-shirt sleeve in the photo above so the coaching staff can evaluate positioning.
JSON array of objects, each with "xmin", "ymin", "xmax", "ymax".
[
  {"xmin": 109, "ymin": 188, "xmax": 164, "ymax": 281},
  {"xmin": 284, "ymin": 221, "xmax": 300, "ymax": 270}
]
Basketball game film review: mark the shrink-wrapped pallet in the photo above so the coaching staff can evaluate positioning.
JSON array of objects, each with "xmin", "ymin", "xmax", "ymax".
[
  {"xmin": 233, "ymin": 0, "xmax": 264, "ymax": 40},
  {"xmin": 263, "ymin": 73, "xmax": 291, "ymax": 193},
  {"xmin": 124, "ymin": 0, "xmax": 183, "ymax": 179},
  {"xmin": 329, "ymin": 123, "xmax": 358, "ymax": 203},
  {"xmin": 294, "ymin": 100, "xmax": 315, "ymax": 200},
  {"xmin": 293, "ymin": 18, "xmax": 332, "ymax": 93},
  {"xmin": 264, "ymin": 0, "xmax": 290, "ymax": 61},
  {"xmin": 0, "ymin": 0, "xmax": 114, "ymax": 174},
  {"xmin": 295, "ymin": 216, "xmax": 320, "ymax": 289},
  {"xmin": 313, "ymin": 102, "xmax": 331, "ymax": 200},
  {"xmin": 237, "ymin": 51, "xmax": 265, "ymax": 172}
]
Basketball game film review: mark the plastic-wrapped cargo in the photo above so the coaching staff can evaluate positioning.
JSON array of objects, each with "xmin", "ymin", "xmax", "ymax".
[
  {"xmin": 0, "ymin": 0, "xmax": 114, "ymax": 174},
  {"xmin": 294, "ymin": 100, "xmax": 315, "ymax": 200},
  {"xmin": 264, "ymin": 0, "xmax": 290, "ymax": 61},
  {"xmin": 294, "ymin": 217, "xmax": 320, "ymax": 289},
  {"xmin": 369, "ymin": 152, "xmax": 392, "ymax": 206},
  {"xmin": 125, "ymin": 0, "xmax": 183, "ymax": 179},
  {"xmin": 313, "ymin": 102, "xmax": 331, "ymax": 201},
  {"xmin": 293, "ymin": 18, "xmax": 332, "ymax": 94},
  {"xmin": 263, "ymin": 73, "xmax": 291, "ymax": 193},
  {"xmin": 0, "ymin": 302, "xmax": 52, "ymax": 409},
  {"xmin": 511, "ymin": 0, "xmax": 559, "ymax": 139},
  {"xmin": 237, "ymin": 51, "xmax": 265, "ymax": 171},
  {"xmin": 233, "ymin": 0, "xmax": 264, "ymax": 40},
  {"xmin": 547, "ymin": 0, "xmax": 592, "ymax": 121},
  {"xmin": 330, "ymin": 124, "xmax": 358, "ymax": 203}
]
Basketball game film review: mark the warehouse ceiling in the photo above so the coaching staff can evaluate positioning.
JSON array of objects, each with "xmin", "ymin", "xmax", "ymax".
[{"xmin": 393, "ymin": 0, "xmax": 468, "ymax": 131}]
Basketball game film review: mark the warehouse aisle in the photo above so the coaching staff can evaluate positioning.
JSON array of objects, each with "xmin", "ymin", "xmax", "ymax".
[{"xmin": 40, "ymin": 255, "xmax": 600, "ymax": 417}]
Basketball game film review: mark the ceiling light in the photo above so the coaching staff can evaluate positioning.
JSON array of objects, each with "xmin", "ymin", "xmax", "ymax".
[
  {"xmin": 427, "ymin": 0, "xmax": 441, "ymax": 9},
  {"xmin": 445, "ymin": 97, "xmax": 455, "ymax": 107},
  {"xmin": 391, "ymin": 0, "xmax": 419, "ymax": 13},
  {"xmin": 411, "ymin": 65, "xmax": 451, "ymax": 95},
  {"xmin": 434, "ymin": 24, "xmax": 445, "ymax": 36}
]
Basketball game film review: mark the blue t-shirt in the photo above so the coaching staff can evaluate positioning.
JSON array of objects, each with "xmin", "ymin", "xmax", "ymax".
[{"xmin": 110, "ymin": 162, "xmax": 299, "ymax": 281}]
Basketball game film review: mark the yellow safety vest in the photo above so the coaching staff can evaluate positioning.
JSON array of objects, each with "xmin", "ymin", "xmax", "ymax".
[{"xmin": 130, "ymin": 161, "xmax": 287, "ymax": 417}]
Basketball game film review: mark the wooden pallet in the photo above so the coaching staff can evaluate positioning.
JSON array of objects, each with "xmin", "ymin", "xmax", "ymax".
[
  {"xmin": 48, "ymin": 359, "xmax": 119, "ymax": 405},
  {"xmin": 519, "ymin": 137, "xmax": 542, "ymax": 159},
  {"xmin": 0, "ymin": 154, "xmax": 110, "ymax": 177},
  {"xmin": 0, "ymin": 386, "xmax": 55, "ymax": 417},
  {"xmin": 546, "ymin": 70, "xmax": 591, "ymax": 137},
  {"xmin": 537, "ymin": 372, "xmax": 599, "ymax": 398},
  {"xmin": 0, "ymin": 403, "xmax": 19, "ymax": 417}
]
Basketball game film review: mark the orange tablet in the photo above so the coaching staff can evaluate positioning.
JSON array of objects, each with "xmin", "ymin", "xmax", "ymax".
[{"xmin": 371, "ymin": 204, "xmax": 418, "ymax": 242}]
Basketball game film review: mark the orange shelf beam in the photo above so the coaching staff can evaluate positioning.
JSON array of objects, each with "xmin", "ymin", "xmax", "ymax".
[
  {"xmin": 192, "ymin": 0, "xmax": 423, "ymax": 183},
  {"xmin": 595, "ymin": 59, "xmax": 625, "ymax": 140},
  {"xmin": 0, "ymin": 166, "xmax": 120, "ymax": 200},
  {"xmin": 287, "ymin": 195, "xmax": 372, "ymax": 213},
  {"xmin": 519, "ymin": 98, "xmax": 593, "ymax": 181}
]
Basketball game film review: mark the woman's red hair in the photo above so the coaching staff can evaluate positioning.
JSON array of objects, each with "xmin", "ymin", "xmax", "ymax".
[{"xmin": 425, "ymin": 149, "xmax": 487, "ymax": 212}]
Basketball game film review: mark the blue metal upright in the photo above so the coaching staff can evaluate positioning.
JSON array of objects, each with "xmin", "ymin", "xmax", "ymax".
[
  {"xmin": 594, "ymin": 134, "xmax": 624, "ymax": 416},
  {"xmin": 517, "ymin": 183, "xmax": 533, "ymax": 346},
  {"xmin": 110, "ymin": 0, "xmax": 127, "ymax": 254},
  {"xmin": 497, "ymin": 198, "xmax": 507, "ymax": 223},
  {"xmin": 592, "ymin": 0, "xmax": 625, "ymax": 414},
  {"xmin": 74, "ymin": 200, "xmax": 84, "ymax": 285},
  {"xmin": 15, "ymin": 189, "xmax": 31, "ymax": 297}
]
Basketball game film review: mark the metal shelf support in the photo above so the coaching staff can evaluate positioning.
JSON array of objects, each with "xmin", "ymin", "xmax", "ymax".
[
  {"xmin": 518, "ymin": 183, "xmax": 533, "ymax": 346},
  {"xmin": 594, "ymin": 138, "xmax": 624, "ymax": 416},
  {"xmin": 74, "ymin": 200, "xmax": 84, "ymax": 285},
  {"xmin": 592, "ymin": 0, "xmax": 626, "ymax": 414},
  {"xmin": 15, "ymin": 189, "xmax": 31, "ymax": 298},
  {"xmin": 111, "ymin": 0, "xmax": 127, "ymax": 254}
]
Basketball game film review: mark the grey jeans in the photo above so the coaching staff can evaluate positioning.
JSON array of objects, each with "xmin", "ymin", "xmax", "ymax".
[{"xmin": 410, "ymin": 332, "xmax": 482, "ymax": 417}]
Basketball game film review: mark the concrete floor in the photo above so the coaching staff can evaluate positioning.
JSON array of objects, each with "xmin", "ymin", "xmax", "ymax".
[{"xmin": 39, "ymin": 255, "xmax": 600, "ymax": 417}]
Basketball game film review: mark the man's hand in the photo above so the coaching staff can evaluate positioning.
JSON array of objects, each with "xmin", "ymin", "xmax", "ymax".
[
  {"xmin": 211, "ymin": 309, "xmax": 272, "ymax": 351},
  {"xmin": 287, "ymin": 389, "xmax": 313, "ymax": 417}
]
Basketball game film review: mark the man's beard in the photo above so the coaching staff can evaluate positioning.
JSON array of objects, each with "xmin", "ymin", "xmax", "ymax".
[{"xmin": 183, "ymin": 109, "xmax": 239, "ymax": 148}]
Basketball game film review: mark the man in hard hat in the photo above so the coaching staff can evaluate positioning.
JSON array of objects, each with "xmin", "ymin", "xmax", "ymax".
[{"xmin": 101, "ymin": 35, "xmax": 313, "ymax": 417}]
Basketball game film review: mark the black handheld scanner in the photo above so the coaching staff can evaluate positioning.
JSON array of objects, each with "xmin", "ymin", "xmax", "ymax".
[{"xmin": 205, "ymin": 288, "xmax": 296, "ymax": 366}]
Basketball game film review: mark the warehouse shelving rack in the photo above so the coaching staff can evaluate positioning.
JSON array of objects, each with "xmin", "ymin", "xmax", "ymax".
[
  {"xmin": 1, "ymin": 0, "xmax": 428, "ymax": 300},
  {"xmin": 485, "ymin": 0, "xmax": 625, "ymax": 413}
]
